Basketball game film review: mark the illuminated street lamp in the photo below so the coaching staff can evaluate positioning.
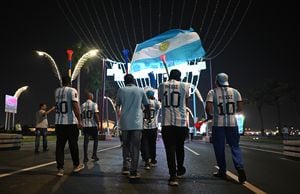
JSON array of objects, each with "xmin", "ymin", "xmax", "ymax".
[
  {"xmin": 36, "ymin": 51, "xmax": 62, "ymax": 86},
  {"xmin": 5, "ymin": 86, "xmax": 29, "ymax": 130},
  {"xmin": 71, "ymin": 49, "xmax": 99, "ymax": 102}
]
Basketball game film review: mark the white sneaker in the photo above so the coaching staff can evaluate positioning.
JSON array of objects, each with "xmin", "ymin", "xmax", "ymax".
[
  {"xmin": 73, "ymin": 164, "xmax": 84, "ymax": 172},
  {"xmin": 56, "ymin": 169, "xmax": 64, "ymax": 177}
]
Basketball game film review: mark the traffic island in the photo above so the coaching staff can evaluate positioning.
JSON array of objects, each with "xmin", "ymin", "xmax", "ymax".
[
  {"xmin": 0, "ymin": 133, "xmax": 23, "ymax": 150},
  {"xmin": 283, "ymin": 140, "xmax": 300, "ymax": 159}
]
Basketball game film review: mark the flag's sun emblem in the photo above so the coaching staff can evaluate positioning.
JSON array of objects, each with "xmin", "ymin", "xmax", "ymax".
[{"xmin": 159, "ymin": 41, "xmax": 169, "ymax": 51}]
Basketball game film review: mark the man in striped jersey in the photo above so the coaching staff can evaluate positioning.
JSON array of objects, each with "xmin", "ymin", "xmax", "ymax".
[
  {"xmin": 116, "ymin": 74, "xmax": 150, "ymax": 180},
  {"xmin": 141, "ymin": 89, "xmax": 161, "ymax": 170},
  {"xmin": 205, "ymin": 73, "xmax": 246, "ymax": 184},
  {"xmin": 54, "ymin": 76, "xmax": 84, "ymax": 177},
  {"xmin": 81, "ymin": 92, "xmax": 101, "ymax": 163},
  {"xmin": 158, "ymin": 69, "xmax": 190, "ymax": 186}
]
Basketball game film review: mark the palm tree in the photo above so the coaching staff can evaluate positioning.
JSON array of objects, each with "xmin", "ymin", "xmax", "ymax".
[
  {"xmin": 245, "ymin": 88, "xmax": 266, "ymax": 136},
  {"xmin": 263, "ymin": 80, "xmax": 292, "ymax": 135}
]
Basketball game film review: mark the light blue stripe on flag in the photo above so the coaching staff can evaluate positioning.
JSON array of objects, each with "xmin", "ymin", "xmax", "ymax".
[{"xmin": 130, "ymin": 28, "xmax": 206, "ymax": 73}]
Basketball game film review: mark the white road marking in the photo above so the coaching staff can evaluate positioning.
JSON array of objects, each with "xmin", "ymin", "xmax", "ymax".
[
  {"xmin": 214, "ymin": 166, "xmax": 267, "ymax": 194},
  {"xmin": 184, "ymin": 145, "xmax": 200, "ymax": 155},
  {"xmin": 0, "ymin": 161, "xmax": 56, "ymax": 178},
  {"xmin": 0, "ymin": 145, "xmax": 121, "ymax": 179},
  {"xmin": 97, "ymin": 145, "xmax": 121, "ymax": 152}
]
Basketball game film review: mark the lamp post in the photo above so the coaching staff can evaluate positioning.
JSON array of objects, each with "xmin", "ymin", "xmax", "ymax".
[
  {"xmin": 71, "ymin": 49, "xmax": 99, "ymax": 103},
  {"xmin": 36, "ymin": 51, "xmax": 62, "ymax": 86},
  {"xmin": 4, "ymin": 86, "xmax": 29, "ymax": 130}
]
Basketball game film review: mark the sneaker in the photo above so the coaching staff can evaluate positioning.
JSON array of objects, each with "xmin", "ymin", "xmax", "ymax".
[
  {"xmin": 213, "ymin": 171, "xmax": 227, "ymax": 179},
  {"xmin": 34, "ymin": 150, "xmax": 39, "ymax": 154},
  {"xmin": 237, "ymin": 168, "xmax": 246, "ymax": 183},
  {"xmin": 168, "ymin": 176, "xmax": 179, "ymax": 186},
  {"xmin": 144, "ymin": 162, "xmax": 151, "ymax": 170},
  {"xmin": 73, "ymin": 164, "xmax": 84, "ymax": 172},
  {"xmin": 91, "ymin": 155, "xmax": 99, "ymax": 161},
  {"xmin": 176, "ymin": 166, "xmax": 186, "ymax": 178},
  {"xmin": 122, "ymin": 167, "xmax": 130, "ymax": 175},
  {"xmin": 150, "ymin": 159, "xmax": 157, "ymax": 167},
  {"xmin": 56, "ymin": 169, "xmax": 64, "ymax": 177},
  {"xmin": 43, "ymin": 148, "xmax": 49, "ymax": 152},
  {"xmin": 129, "ymin": 172, "xmax": 141, "ymax": 179},
  {"xmin": 83, "ymin": 158, "xmax": 89, "ymax": 163}
]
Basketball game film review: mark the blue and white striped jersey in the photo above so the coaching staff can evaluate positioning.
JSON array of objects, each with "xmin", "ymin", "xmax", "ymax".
[
  {"xmin": 206, "ymin": 86, "xmax": 242, "ymax": 127},
  {"xmin": 81, "ymin": 99, "xmax": 99, "ymax": 128},
  {"xmin": 55, "ymin": 86, "xmax": 79, "ymax": 125},
  {"xmin": 143, "ymin": 99, "xmax": 161, "ymax": 129},
  {"xmin": 158, "ymin": 80, "xmax": 190, "ymax": 127}
]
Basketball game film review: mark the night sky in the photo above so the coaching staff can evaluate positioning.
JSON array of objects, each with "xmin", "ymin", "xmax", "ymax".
[{"xmin": 0, "ymin": 0, "xmax": 298, "ymax": 129}]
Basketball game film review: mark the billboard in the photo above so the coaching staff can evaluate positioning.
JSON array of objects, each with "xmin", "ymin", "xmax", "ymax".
[{"xmin": 5, "ymin": 95, "xmax": 18, "ymax": 113}]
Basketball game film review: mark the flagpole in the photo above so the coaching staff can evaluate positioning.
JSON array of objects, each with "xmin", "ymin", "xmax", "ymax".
[
  {"xmin": 209, "ymin": 59, "xmax": 213, "ymax": 89},
  {"xmin": 160, "ymin": 55, "xmax": 169, "ymax": 79}
]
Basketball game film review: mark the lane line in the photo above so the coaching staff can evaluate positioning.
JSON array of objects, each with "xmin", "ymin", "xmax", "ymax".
[
  {"xmin": 184, "ymin": 145, "xmax": 200, "ymax": 155},
  {"xmin": 214, "ymin": 166, "xmax": 267, "ymax": 194},
  {"xmin": 0, "ymin": 161, "xmax": 56, "ymax": 178},
  {"xmin": 240, "ymin": 146, "xmax": 282, "ymax": 154},
  {"xmin": 0, "ymin": 145, "xmax": 121, "ymax": 179},
  {"xmin": 97, "ymin": 144, "xmax": 121, "ymax": 152}
]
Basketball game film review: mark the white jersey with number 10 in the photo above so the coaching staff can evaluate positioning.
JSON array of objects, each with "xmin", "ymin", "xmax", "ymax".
[
  {"xmin": 158, "ymin": 80, "xmax": 190, "ymax": 127},
  {"xmin": 206, "ymin": 87, "xmax": 242, "ymax": 127},
  {"xmin": 55, "ymin": 86, "xmax": 79, "ymax": 125}
]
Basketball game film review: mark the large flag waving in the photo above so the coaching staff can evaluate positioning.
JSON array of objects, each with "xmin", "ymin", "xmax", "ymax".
[{"xmin": 130, "ymin": 28, "xmax": 206, "ymax": 73}]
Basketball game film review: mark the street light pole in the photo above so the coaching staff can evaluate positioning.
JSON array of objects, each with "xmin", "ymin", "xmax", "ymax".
[
  {"xmin": 71, "ymin": 49, "xmax": 99, "ymax": 103},
  {"xmin": 36, "ymin": 51, "xmax": 62, "ymax": 86}
]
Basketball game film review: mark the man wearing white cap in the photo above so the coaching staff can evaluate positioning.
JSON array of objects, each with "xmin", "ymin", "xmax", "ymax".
[{"xmin": 205, "ymin": 73, "xmax": 247, "ymax": 184}]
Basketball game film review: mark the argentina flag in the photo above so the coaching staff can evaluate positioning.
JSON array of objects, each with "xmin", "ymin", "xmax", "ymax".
[{"xmin": 130, "ymin": 28, "xmax": 206, "ymax": 73}]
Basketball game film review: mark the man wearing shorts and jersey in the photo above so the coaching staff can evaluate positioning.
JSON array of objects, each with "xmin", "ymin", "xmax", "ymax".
[
  {"xmin": 158, "ymin": 69, "xmax": 190, "ymax": 186},
  {"xmin": 81, "ymin": 92, "xmax": 101, "ymax": 163},
  {"xmin": 55, "ymin": 76, "xmax": 84, "ymax": 177},
  {"xmin": 205, "ymin": 72, "xmax": 246, "ymax": 184}
]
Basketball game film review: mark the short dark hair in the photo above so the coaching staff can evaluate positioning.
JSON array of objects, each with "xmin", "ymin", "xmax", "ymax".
[
  {"xmin": 62, "ymin": 76, "xmax": 71, "ymax": 86},
  {"xmin": 39, "ymin": 103, "xmax": 46, "ymax": 109},
  {"xmin": 124, "ymin": 74, "xmax": 135, "ymax": 85},
  {"xmin": 169, "ymin": 69, "xmax": 181, "ymax": 81}
]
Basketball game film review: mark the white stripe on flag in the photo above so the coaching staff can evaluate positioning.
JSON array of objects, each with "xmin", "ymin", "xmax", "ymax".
[{"xmin": 132, "ymin": 32, "xmax": 200, "ymax": 62}]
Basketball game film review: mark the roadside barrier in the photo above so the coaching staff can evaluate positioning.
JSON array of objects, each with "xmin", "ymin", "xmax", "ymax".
[
  {"xmin": 283, "ymin": 140, "xmax": 300, "ymax": 158},
  {"xmin": 0, "ymin": 134, "xmax": 22, "ymax": 150}
]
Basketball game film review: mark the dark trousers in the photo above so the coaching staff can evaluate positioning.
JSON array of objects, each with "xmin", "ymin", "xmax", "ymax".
[
  {"xmin": 212, "ymin": 126, "xmax": 244, "ymax": 174},
  {"xmin": 55, "ymin": 124, "xmax": 80, "ymax": 170},
  {"xmin": 35, "ymin": 128, "xmax": 47, "ymax": 151},
  {"xmin": 162, "ymin": 126, "xmax": 187, "ymax": 177},
  {"xmin": 83, "ymin": 127, "xmax": 99, "ymax": 159},
  {"xmin": 141, "ymin": 128, "xmax": 158, "ymax": 162}
]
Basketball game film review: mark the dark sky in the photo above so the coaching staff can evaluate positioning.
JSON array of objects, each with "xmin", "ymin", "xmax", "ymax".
[{"xmin": 0, "ymin": 0, "xmax": 299, "ymax": 129}]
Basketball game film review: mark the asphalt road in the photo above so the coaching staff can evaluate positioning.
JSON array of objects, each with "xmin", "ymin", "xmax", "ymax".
[{"xmin": 0, "ymin": 136, "xmax": 299, "ymax": 194}]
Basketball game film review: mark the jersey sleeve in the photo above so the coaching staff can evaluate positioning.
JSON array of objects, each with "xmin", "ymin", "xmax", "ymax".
[
  {"xmin": 185, "ymin": 83, "xmax": 190, "ymax": 97},
  {"xmin": 71, "ymin": 88, "xmax": 79, "ymax": 102},
  {"xmin": 206, "ymin": 90, "xmax": 214, "ymax": 103},
  {"xmin": 235, "ymin": 89, "xmax": 242, "ymax": 102}
]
